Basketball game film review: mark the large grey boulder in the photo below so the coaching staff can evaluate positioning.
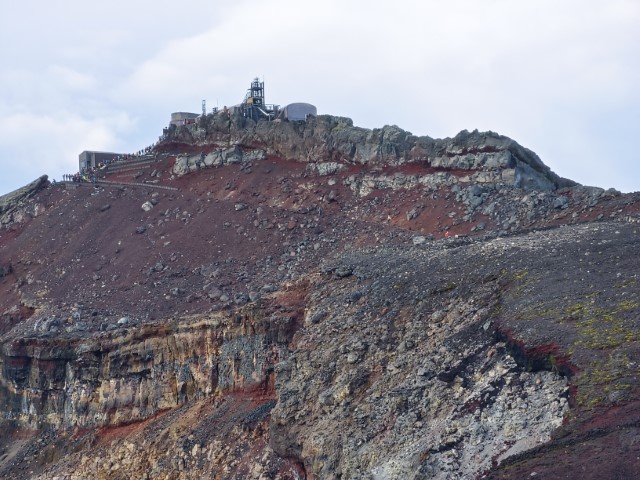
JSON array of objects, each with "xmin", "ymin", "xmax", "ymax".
[
  {"xmin": 0, "ymin": 175, "xmax": 48, "ymax": 228},
  {"xmin": 171, "ymin": 146, "xmax": 266, "ymax": 177}
]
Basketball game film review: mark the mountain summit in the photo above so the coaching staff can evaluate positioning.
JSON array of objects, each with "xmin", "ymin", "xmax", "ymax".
[{"xmin": 0, "ymin": 111, "xmax": 639, "ymax": 479}]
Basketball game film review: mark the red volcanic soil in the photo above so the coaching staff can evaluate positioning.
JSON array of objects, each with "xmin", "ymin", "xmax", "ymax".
[
  {"xmin": 1, "ymin": 150, "xmax": 637, "ymax": 330},
  {"xmin": 0, "ymin": 152, "xmax": 414, "ymax": 327}
]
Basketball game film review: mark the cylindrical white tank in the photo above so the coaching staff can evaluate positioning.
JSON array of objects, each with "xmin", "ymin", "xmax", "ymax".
[
  {"xmin": 170, "ymin": 112, "xmax": 199, "ymax": 126},
  {"xmin": 283, "ymin": 103, "xmax": 317, "ymax": 121}
]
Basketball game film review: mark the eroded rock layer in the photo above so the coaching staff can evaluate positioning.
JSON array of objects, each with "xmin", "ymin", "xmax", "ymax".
[{"xmin": 0, "ymin": 310, "xmax": 295, "ymax": 428}]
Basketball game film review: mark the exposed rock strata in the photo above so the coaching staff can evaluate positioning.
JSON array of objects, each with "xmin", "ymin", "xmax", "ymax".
[
  {"xmin": 269, "ymin": 234, "xmax": 580, "ymax": 479},
  {"xmin": 4, "ymin": 221, "xmax": 638, "ymax": 478},
  {"xmin": 0, "ymin": 310, "xmax": 294, "ymax": 428},
  {"xmin": 164, "ymin": 114, "xmax": 574, "ymax": 192},
  {"xmin": 0, "ymin": 115, "xmax": 638, "ymax": 479}
]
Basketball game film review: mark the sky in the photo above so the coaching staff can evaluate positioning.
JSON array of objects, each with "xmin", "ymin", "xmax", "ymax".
[{"xmin": 1, "ymin": 0, "xmax": 639, "ymax": 195}]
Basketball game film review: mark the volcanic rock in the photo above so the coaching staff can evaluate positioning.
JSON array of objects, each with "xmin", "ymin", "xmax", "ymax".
[{"xmin": 0, "ymin": 114, "xmax": 638, "ymax": 480}]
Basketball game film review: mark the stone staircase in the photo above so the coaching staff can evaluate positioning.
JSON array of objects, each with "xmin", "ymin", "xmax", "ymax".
[{"xmin": 105, "ymin": 155, "xmax": 158, "ymax": 174}]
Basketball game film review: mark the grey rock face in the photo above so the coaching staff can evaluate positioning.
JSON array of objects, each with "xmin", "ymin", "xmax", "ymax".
[
  {"xmin": 0, "ymin": 175, "xmax": 48, "ymax": 229},
  {"xmin": 553, "ymin": 195, "xmax": 569, "ymax": 209},
  {"xmin": 268, "ymin": 223, "xmax": 638, "ymax": 479},
  {"xmin": 412, "ymin": 235, "xmax": 427, "ymax": 245},
  {"xmin": 306, "ymin": 162, "xmax": 345, "ymax": 176},
  {"xmin": 165, "ymin": 114, "xmax": 574, "ymax": 191},
  {"xmin": 0, "ymin": 311, "xmax": 292, "ymax": 429},
  {"xmin": 172, "ymin": 146, "xmax": 266, "ymax": 177}
]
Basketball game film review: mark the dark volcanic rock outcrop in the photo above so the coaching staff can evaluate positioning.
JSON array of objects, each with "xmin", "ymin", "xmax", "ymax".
[
  {"xmin": 0, "ymin": 115, "xmax": 639, "ymax": 479},
  {"xmin": 166, "ymin": 113, "xmax": 575, "ymax": 192},
  {"xmin": 0, "ymin": 175, "xmax": 48, "ymax": 229}
]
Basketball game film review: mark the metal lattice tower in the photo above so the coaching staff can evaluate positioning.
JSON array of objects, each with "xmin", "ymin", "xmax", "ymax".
[
  {"xmin": 241, "ymin": 77, "xmax": 278, "ymax": 121},
  {"xmin": 248, "ymin": 78, "xmax": 264, "ymax": 106}
]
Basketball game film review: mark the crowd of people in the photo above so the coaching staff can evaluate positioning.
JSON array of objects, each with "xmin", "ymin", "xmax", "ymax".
[
  {"xmin": 61, "ymin": 145, "xmax": 158, "ymax": 186},
  {"xmin": 61, "ymin": 172, "xmax": 91, "ymax": 183}
]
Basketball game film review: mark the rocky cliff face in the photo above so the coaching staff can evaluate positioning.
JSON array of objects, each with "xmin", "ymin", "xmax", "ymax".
[
  {"xmin": 271, "ymin": 248, "xmax": 568, "ymax": 479},
  {"xmin": 0, "ymin": 175, "xmax": 48, "ymax": 230},
  {"xmin": 167, "ymin": 113, "xmax": 575, "ymax": 192},
  {"xmin": 0, "ymin": 115, "xmax": 639, "ymax": 479},
  {"xmin": 0, "ymin": 309, "xmax": 295, "ymax": 429},
  {"xmin": 271, "ymin": 222, "xmax": 640, "ymax": 479}
]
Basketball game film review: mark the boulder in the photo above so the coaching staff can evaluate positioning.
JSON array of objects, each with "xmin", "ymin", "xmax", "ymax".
[
  {"xmin": 0, "ymin": 264, "xmax": 12, "ymax": 278},
  {"xmin": 553, "ymin": 196, "xmax": 569, "ymax": 209},
  {"xmin": 0, "ymin": 175, "xmax": 49, "ymax": 228}
]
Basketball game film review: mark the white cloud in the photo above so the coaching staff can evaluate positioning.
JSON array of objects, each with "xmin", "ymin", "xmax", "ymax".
[
  {"xmin": 0, "ymin": 0, "xmax": 639, "ymax": 194},
  {"xmin": 47, "ymin": 65, "xmax": 97, "ymax": 91},
  {"xmin": 0, "ymin": 111, "xmax": 136, "ymax": 192}
]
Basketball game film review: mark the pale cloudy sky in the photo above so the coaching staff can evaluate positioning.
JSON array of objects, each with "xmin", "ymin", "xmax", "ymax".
[{"xmin": 1, "ymin": 0, "xmax": 639, "ymax": 195}]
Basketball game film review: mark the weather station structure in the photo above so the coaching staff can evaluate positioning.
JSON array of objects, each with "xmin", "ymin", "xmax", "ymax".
[
  {"xmin": 166, "ymin": 78, "xmax": 317, "ymax": 128},
  {"xmin": 239, "ymin": 77, "xmax": 318, "ymax": 122},
  {"xmin": 241, "ymin": 77, "xmax": 280, "ymax": 121}
]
